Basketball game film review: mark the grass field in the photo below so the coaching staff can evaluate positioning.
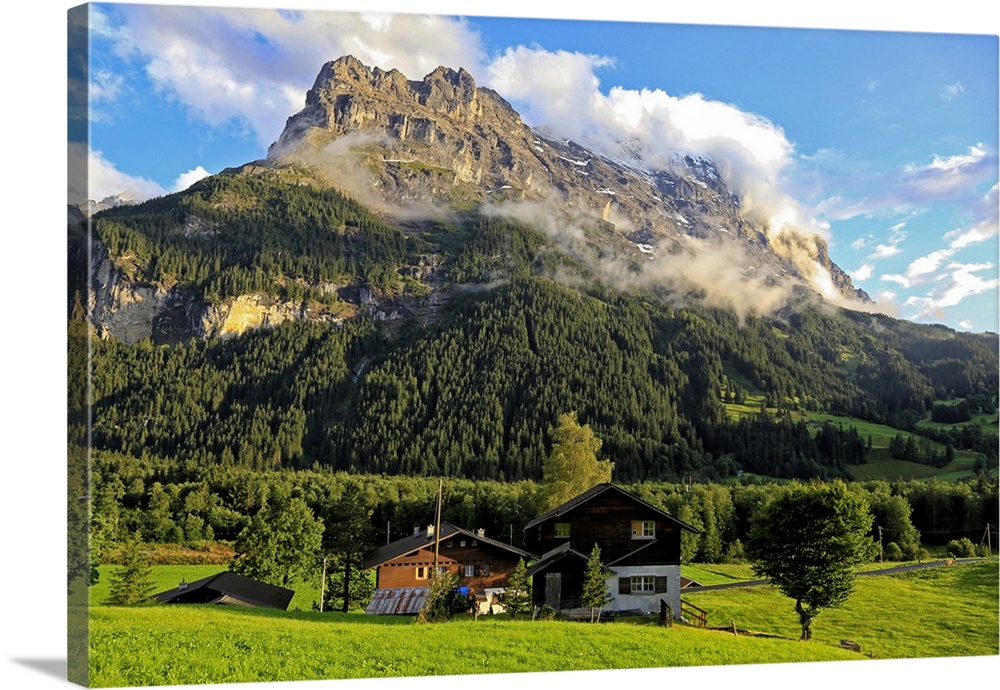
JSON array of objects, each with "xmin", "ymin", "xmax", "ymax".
[
  {"xmin": 85, "ymin": 560, "xmax": 998, "ymax": 687},
  {"xmin": 683, "ymin": 559, "xmax": 999, "ymax": 660},
  {"xmin": 87, "ymin": 606, "xmax": 858, "ymax": 687}
]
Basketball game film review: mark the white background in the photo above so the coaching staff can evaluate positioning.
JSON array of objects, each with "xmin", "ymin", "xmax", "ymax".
[{"xmin": 2, "ymin": 2, "xmax": 997, "ymax": 689}]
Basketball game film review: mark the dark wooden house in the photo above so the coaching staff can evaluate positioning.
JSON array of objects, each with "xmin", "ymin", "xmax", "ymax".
[
  {"xmin": 363, "ymin": 522, "xmax": 533, "ymax": 615},
  {"xmin": 153, "ymin": 571, "xmax": 295, "ymax": 610},
  {"xmin": 523, "ymin": 483, "xmax": 699, "ymax": 617}
]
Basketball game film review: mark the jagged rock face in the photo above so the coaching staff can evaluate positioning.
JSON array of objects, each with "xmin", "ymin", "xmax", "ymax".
[
  {"xmin": 270, "ymin": 56, "xmax": 755, "ymax": 242},
  {"xmin": 269, "ymin": 55, "xmax": 869, "ymax": 303},
  {"xmin": 87, "ymin": 239, "xmax": 355, "ymax": 344}
]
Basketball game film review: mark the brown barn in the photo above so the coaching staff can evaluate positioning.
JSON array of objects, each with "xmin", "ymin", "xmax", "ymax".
[
  {"xmin": 524, "ymin": 483, "xmax": 699, "ymax": 618},
  {"xmin": 363, "ymin": 522, "xmax": 533, "ymax": 615},
  {"xmin": 153, "ymin": 571, "xmax": 295, "ymax": 610}
]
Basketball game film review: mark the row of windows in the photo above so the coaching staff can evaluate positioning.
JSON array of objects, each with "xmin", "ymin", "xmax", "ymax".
[
  {"xmin": 553, "ymin": 520, "xmax": 656, "ymax": 539},
  {"xmin": 415, "ymin": 564, "xmax": 492, "ymax": 579}
]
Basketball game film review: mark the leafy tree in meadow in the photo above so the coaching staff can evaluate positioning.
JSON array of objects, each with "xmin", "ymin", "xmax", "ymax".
[
  {"xmin": 540, "ymin": 412, "xmax": 614, "ymax": 512},
  {"xmin": 581, "ymin": 544, "xmax": 613, "ymax": 623},
  {"xmin": 231, "ymin": 496, "xmax": 324, "ymax": 588},
  {"xmin": 105, "ymin": 536, "xmax": 156, "ymax": 605},
  {"xmin": 503, "ymin": 558, "xmax": 531, "ymax": 618},
  {"xmin": 746, "ymin": 482, "xmax": 876, "ymax": 640}
]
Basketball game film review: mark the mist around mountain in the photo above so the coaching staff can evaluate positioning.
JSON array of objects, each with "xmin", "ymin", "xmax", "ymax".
[{"xmin": 71, "ymin": 56, "xmax": 999, "ymax": 485}]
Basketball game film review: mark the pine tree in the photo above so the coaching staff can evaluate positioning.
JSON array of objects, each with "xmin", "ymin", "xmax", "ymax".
[
  {"xmin": 503, "ymin": 558, "xmax": 531, "ymax": 618},
  {"xmin": 581, "ymin": 544, "xmax": 612, "ymax": 623},
  {"xmin": 105, "ymin": 537, "xmax": 156, "ymax": 605}
]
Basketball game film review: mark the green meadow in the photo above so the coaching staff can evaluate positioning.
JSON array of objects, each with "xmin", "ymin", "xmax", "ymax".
[
  {"xmin": 683, "ymin": 559, "xmax": 999, "ymax": 660},
  {"xmin": 86, "ymin": 560, "xmax": 998, "ymax": 687}
]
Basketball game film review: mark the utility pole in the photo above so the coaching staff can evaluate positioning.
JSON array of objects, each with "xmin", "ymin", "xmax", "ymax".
[
  {"xmin": 432, "ymin": 478, "xmax": 443, "ymax": 576},
  {"xmin": 878, "ymin": 525, "xmax": 884, "ymax": 563},
  {"xmin": 319, "ymin": 555, "xmax": 328, "ymax": 613}
]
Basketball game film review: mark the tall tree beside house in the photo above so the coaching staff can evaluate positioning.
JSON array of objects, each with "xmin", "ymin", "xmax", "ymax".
[
  {"xmin": 231, "ymin": 496, "xmax": 324, "ymax": 588},
  {"xmin": 746, "ymin": 481, "xmax": 876, "ymax": 640},
  {"xmin": 503, "ymin": 558, "xmax": 531, "ymax": 618},
  {"xmin": 105, "ymin": 536, "xmax": 156, "ymax": 605},
  {"xmin": 581, "ymin": 544, "xmax": 613, "ymax": 623},
  {"xmin": 540, "ymin": 412, "xmax": 614, "ymax": 512},
  {"xmin": 320, "ymin": 484, "xmax": 377, "ymax": 612}
]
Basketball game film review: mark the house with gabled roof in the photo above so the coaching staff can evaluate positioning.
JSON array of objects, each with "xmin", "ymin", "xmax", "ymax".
[
  {"xmin": 523, "ymin": 483, "xmax": 699, "ymax": 618},
  {"xmin": 152, "ymin": 571, "xmax": 295, "ymax": 610},
  {"xmin": 363, "ymin": 522, "xmax": 534, "ymax": 615}
]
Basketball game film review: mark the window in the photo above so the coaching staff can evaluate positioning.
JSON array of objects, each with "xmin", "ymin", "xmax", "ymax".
[
  {"xmin": 460, "ymin": 540, "xmax": 466, "ymax": 547},
  {"xmin": 415, "ymin": 566, "xmax": 429, "ymax": 580},
  {"xmin": 446, "ymin": 541, "xmax": 453, "ymax": 548},
  {"xmin": 631, "ymin": 520, "xmax": 655, "ymax": 539},
  {"xmin": 481, "ymin": 564, "xmax": 490, "ymax": 576},
  {"xmin": 619, "ymin": 575, "xmax": 667, "ymax": 594},
  {"xmin": 554, "ymin": 522, "xmax": 571, "ymax": 538},
  {"xmin": 631, "ymin": 575, "xmax": 655, "ymax": 593},
  {"xmin": 463, "ymin": 565, "xmax": 475, "ymax": 577}
]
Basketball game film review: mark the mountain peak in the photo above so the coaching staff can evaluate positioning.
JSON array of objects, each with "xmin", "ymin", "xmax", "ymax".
[{"xmin": 268, "ymin": 56, "xmax": 869, "ymax": 305}]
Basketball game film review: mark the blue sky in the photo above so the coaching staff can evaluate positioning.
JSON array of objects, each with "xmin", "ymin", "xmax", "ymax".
[{"xmin": 71, "ymin": 0, "xmax": 999, "ymax": 333}]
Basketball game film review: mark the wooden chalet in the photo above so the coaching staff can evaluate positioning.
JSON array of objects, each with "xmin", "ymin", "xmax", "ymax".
[
  {"xmin": 153, "ymin": 571, "xmax": 295, "ymax": 610},
  {"xmin": 523, "ymin": 483, "xmax": 699, "ymax": 618},
  {"xmin": 363, "ymin": 522, "xmax": 533, "ymax": 615}
]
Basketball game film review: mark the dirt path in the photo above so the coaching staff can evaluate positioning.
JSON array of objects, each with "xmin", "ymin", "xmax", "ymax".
[{"xmin": 684, "ymin": 558, "xmax": 984, "ymax": 592}]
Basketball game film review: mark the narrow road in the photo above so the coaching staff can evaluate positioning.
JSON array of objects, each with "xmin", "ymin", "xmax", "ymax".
[{"xmin": 684, "ymin": 557, "xmax": 985, "ymax": 592}]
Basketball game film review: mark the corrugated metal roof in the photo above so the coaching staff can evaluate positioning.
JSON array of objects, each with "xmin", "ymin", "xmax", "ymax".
[{"xmin": 365, "ymin": 587, "xmax": 429, "ymax": 615}]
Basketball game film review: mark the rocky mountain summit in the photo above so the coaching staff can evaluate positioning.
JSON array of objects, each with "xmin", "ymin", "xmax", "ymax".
[{"xmin": 268, "ymin": 55, "xmax": 868, "ymax": 303}]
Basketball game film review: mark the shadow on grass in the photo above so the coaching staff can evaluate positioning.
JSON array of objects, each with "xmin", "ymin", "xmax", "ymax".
[{"xmin": 146, "ymin": 603, "xmax": 420, "ymax": 625}]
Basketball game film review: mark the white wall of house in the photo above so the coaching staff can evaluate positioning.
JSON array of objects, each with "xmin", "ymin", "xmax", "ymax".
[{"xmin": 606, "ymin": 565, "xmax": 681, "ymax": 617}]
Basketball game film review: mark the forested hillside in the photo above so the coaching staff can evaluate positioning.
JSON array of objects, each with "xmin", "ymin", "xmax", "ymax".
[{"xmin": 73, "ymin": 168, "xmax": 998, "ymax": 487}]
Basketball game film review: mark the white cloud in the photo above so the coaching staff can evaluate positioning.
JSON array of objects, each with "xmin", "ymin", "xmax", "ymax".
[
  {"xmin": 172, "ymin": 166, "xmax": 212, "ymax": 192},
  {"xmin": 871, "ymin": 243, "xmax": 903, "ymax": 259},
  {"xmin": 903, "ymin": 262, "xmax": 999, "ymax": 321},
  {"xmin": 852, "ymin": 264, "xmax": 874, "ymax": 281},
  {"xmin": 939, "ymin": 82, "xmax": 965, "ymax": 101},
  {"xmin": 102, "ymin": 5, "xmax": 485, "ymax": 149},
  {"xmin": 69, "ymin": 142, "xmax": 167, "ymax": 205},
  {"xmin": 68, "ymin": 143, "xmax": 210, "ymax": 204},
  {"xmin": 817, "ymin": 146, "xmax": 997, "ymax": 221}
]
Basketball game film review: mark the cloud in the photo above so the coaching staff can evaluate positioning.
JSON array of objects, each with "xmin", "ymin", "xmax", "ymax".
[
  {"xmin": 852, "ymin": 264, "xmax": 875, "ymax": 281},
  {"xmin": 904, "ymin": 261, "xmax": 999, "ymax": 320},
  {"xmin": 939, "ymin": 82, "xmax": 965, "ymax": 101},
  {"xmin": 69, "ymin": 142, "xmax": 167, "ymax": 205},
  {"xmin": 481, "ymin": 199, "xmax": 796, "ymax": 321},
  {"xmin": 99, "ymin": 5, "xmax": 485, "ymax": 149},
  {"xmin": 816, "ymin": 145, "xmax": 997, "ymax": 221},
  {"xmin": 68, "ymin": 143, "xmax": 211, "ymax": 204},
  {"xmin": 482, "ymin": 45, "xmax": 845, "ymax": 301},
  {"xmin": 172, "ymin": 166, "xmax": 212, "ymax": 192}
]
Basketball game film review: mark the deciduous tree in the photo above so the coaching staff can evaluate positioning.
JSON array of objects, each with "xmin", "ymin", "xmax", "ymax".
[
  {"xmin": 746, "ymin": 481, "xmax": 876, "ymax": 640},
  {"xmin": 232, "ymin": 496, "xmax": 324, "ymax": 588},
  {"xmin": 540, "ymin": 412, "xmax": 613, "ymax": 511}
]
